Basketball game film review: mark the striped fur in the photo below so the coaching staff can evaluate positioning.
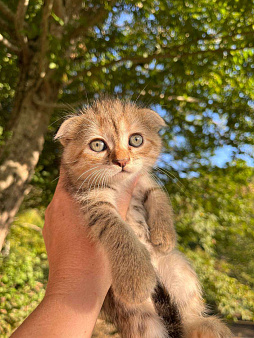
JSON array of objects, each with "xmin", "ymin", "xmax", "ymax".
[{"xmin": 56, "ymin": 98, "xmax": 232, "ymax": 338}]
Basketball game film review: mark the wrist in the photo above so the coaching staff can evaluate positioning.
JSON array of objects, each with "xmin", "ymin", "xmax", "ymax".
[
  {"xmin": 46, "ymin": 265, "xmax": 111, "ymax": 300},
  {"xmin": 12, "ymin": 285, "xmax": 106, "ymax": 338},
  {"xmin": 46, "ymin": 242, "xmax": 112, "ymax": 302}
]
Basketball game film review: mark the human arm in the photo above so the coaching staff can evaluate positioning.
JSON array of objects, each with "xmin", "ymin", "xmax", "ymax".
[
  {"xmin": 11, "ymin": 175, "xmax": 112, "ymax": 338},
  {"xmin": 11, "ymin": 173, "xmax": 141, "ymax": 338}
]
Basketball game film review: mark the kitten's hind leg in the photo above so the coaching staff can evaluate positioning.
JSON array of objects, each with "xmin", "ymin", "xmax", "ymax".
[
  {"xmin": 157, "ymin": 250, "xmax": 232, "ymax": 338},
  {"xmin": 102, "ymin": 288, "xmax": 168, "ymax": 338}
]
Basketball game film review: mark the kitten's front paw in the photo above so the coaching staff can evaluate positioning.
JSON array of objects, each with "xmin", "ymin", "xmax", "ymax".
[
  {"xmin": 150, "ymin": 226, "xmax": 176, "ymax": 254},
  {"xmin": 112, "ymin": 244, "xmax": 157, "ymax": 304}
]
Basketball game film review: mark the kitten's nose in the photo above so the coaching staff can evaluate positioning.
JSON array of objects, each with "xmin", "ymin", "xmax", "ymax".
[{"xmin": 113, "ymin": 158, "xmax": 130, "ymax": 168}]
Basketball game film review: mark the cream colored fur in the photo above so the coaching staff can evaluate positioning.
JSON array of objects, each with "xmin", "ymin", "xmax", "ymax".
[{"xmin": 55, "ymin": 98, "xmax": 232, "ymax": 338}]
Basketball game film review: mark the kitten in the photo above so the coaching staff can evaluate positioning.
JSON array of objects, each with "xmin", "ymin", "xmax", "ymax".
[{"xmin": 55, "ymin": 98, "xmax": 232, "ymax": 338}]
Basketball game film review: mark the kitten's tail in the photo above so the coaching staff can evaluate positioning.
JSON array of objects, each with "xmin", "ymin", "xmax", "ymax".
[{"xmin": 152, "ymin": 281, "xmax": 184, "ymax": 338}]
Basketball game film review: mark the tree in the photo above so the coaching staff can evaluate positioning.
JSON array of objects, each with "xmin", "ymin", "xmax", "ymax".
[
  {"xmin": 0, "ymin": 0, "xmax": 254, "ymax": 249},
  {"xmin": 167, "ymin": 161, "xmax": 254, "ymax": 319}
]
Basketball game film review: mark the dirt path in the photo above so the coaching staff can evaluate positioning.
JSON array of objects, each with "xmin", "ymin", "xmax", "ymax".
[
  {"xmin": 230, "ymin": 321, "xmax": 254, "ymax": 338},
  {"xmin": 92, "ymin": 319, "xmax": 254, "ymax": 338}
]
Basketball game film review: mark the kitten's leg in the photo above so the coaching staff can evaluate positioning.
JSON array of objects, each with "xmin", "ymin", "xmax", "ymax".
[
  {"xmin": 102, "ymin": 288, "xmax": 168, "ymax": 338},
  {"xmin": 82, "ymin": 198, "xmax": 156, "ymax": 304},
  {"xmin": 143, "ymin": 182, "xmax": 176, "ymax": 253},
  {"xmin": 157, "ymin": 250, "xmax": 232, "ymax": 338}
]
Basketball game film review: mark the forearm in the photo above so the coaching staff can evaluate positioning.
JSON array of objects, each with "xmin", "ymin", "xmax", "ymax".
[
  {"xmin": 11, "ymin": 173, "xmax": 134, "ymax": 337},
  {"xmin": 11, "ymin": 270, "xmax": 110, "ymax": 338},
  {"xmin": 12, "ymin": 237, "xmax": 111, "ymax": 338}
]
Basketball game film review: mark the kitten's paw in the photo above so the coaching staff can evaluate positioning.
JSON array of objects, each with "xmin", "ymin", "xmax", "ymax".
[
  {"xmin": 185, "ymin": 317, "xmax": 232, "ymax": 338},
  {"xmin": 112, "ymin": 245, "xmax": 157, "ymax": 304},
  {"xmin": 150, "ymin": 227, "xmax": 176, "ymax": 254}
]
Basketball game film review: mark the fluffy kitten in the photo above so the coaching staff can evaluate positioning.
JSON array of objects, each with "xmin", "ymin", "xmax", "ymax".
[{"xmin": 55, "ymin": 98, "xmax": 232, "ymax": 338}]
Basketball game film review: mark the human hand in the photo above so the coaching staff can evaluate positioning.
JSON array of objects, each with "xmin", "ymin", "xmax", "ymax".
[
  {"xmin": 43, "ymin": 173, "xmax": 112, "ymax": 299},
  {"xmin": 12, "ymin": 172, "xmax": 113, "ymax": 337},
  {"xmin": 43, "ymin": 171, "xmax": 139, "ymax": 296},
  {"xmin": 12, "ymin": 171, "xmax": 139, "ymax": 337}
]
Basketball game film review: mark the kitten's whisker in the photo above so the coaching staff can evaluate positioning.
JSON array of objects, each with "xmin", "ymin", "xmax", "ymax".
[
  {"xmin": 138, "ymin": 168, "xmax": 159, "ymax": 208},
  {"xmin": 101, "ymin": 172, "xmax": 107, "ymax": 191},
  {"xmin": 155, "ymin": 167, "xmax": 185, "ymax": 193},
  {"xmin": 52, "ymin": 163, "xmax": 93, "ymax": 184},
  {"xmin": 51, "ymin": 175, "xmax": 60, "ymax": 183},
  {"xmin": 64, "ymin": 159, "xmax": 79, "ymax": 164},
  {"xmin": 79, "ymin": 171, "xmax": 100, "ymax": 200},
  {"xmin": 86, "ymin": 170, "xmax": 100, "ymax": 190},
  {"xmin": 152, "ymin": 173, "xmax": 167, "ymax": 191},
  {"xmin": 87, "ymin": 169, "xmax": 107, "ymax": 200},
  {"xmin": 102, "ymin": 169, "xmax": 110, "ymax": 189},
  {"xmin": 87, "ymin": 169, "xmax": 104, "ymax": 194},
  {"xmin": 96, "ymin": 169, "xmax": 110, "ymax": 196},
  {"xmin": 50, "ymin": 114, "xmax": 68, "ymax": 127},
  {"xmin": 93, "ymin": 169, "xmax": 105, "ymax": 192},
  {"xmin": 96, "ymin": 171, "xmax": 103, "ymax": 190},
  {"xmin": 99, "ymin": 169, "xmax": 108, "ymax": 189},
  {"xmin": 83, "ymin": 87, "xmax": 89, "ymax": 106},
  {"xmin": 91, "ymin": 169, "xmax": 104, "ymax": 189},
  {"xmin": 95, "ymin": 172, "xmax": 104, "ymax": 195},
  {"xmin": 103, "ymin": 169, "xmax": 111, "ymax": 189},
  {"xmin": 76, "ymin": 166, "xmax": 101, "ymax": 182},
  {"xmin": 134, "ymin": 82, "xmax": 150, "ymax": 104},
  {"xmin": 76, "ymin": 169, "xmax": 100, "ymax": 196},
  {"xmin": 150, "ymin": 172, "xmax": 168, "ymax": 196},
  {"xmin": 99, "ymin": 168, "xmax": 110, "ymax": 190},
  {"xmin": 156, "ymin": 167, "xmax": 183, "ymax": 186},
  {"xmin": 149, "ymin": 174, "xmax": 162, "ymax": 208}
]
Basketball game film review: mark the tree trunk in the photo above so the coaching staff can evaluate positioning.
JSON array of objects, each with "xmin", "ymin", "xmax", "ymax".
[{"xmin": 0, "ymin": 53, "xmax": 60, "ymax": 250}]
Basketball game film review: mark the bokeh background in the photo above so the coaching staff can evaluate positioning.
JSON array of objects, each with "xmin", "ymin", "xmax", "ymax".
[{"xmin": 0, "ymin": 0, "xmax": 254, "ymax": 336}]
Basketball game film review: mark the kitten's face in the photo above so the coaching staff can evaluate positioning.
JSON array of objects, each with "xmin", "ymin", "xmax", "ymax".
[{"xmin": 56, "ymin": 99, "xmax": 165, "ymax": 188}]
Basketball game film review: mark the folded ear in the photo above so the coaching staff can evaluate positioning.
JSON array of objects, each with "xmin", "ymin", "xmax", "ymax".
[
  {"xmin": 54, "ymin": 116, "xmax": 81, "ymax": 146},
  {"xmin": 140, "ymin": 109, "xmax": 166, "ymax": 132}
]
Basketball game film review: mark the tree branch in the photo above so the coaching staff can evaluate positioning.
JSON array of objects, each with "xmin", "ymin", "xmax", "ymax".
[
  {"xmin": 167, "ymin": 95, "xmax": 201, "ymax": 103},
  {"xmin": 68, "ymin": 1, "xmax": 118, "ymax": 40},
  {"xmin": 15, "ymin": 0, "xmax": 30, "ymax": 61},
  {"xmin": 39, "ymin": 0, "xmax": 54, "ymax": 74},
  {"xmin": 52, "ymin": 0, "xmax": 66, "ymax": 21},
  {"xmin": 0, "ymin": 0, "xmax": 16, "ymax": 22},
  {"xmin": 13, "ymin": 222, "xmax": 42, "ymax": 233},
  {"xmin": 33, "ymin": 95, "xmax": 84, "ymax": 109},
  {"xmin": 69, "ymin": 6, "xmax": 107, "ymax": 39},
  {"xmin": 68, "ymin": 23, "xmax": 254, "ymax": 81},
  {"xmin": 72, "ymin": 44, "xmax": 251, "ymax": 80},
  {"xmin": 65, "ymin": 0, "xmax": 83, "ymax": 17},
  {"xmin": 0, "ymin": 17, "xmax": 15, "ymax": 36},
  {"xmin": 0, "ymin": 33, "xmax": 21, "ymax": 53}
]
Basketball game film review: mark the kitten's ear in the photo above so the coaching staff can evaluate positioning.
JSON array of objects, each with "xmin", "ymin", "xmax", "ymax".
[
  {"xmin": 54, "ymin": 116, "xmax": 80, "ymax": 146},
  {"xmin": 142, "ymin": 109, "xmax": 166, "ymax": 131}
]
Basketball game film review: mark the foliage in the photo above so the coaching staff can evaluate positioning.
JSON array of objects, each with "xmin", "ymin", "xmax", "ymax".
[
  {"xmin": 166, "ymin": 160, "xmax": 254, "ymax": 320},
  {"xmin": 1, "ymin": 0, "xmax": 254, "ymax": 172},
  {"xmin": 0, "ymin": 0, "xmax": 254, "ymax": 334},
  {"xmin": 1, "ymin": 162, "xmax": 254, "ymax": 336},
  {"xmin": 186, "ymin": 249, "xmax": 254, "ymax": 321},
  {"xmin": 0, "ymin": 210, "xmax": 47, "ymax": 337}
]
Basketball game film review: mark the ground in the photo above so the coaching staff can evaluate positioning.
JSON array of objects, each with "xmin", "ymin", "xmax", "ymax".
[{"xmin": 92, "ymin": 319, "xmax": 254, "ymax": 338}]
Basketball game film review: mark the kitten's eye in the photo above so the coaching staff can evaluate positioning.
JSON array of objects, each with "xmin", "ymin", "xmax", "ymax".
[
  {"xmin": 89, "ymin": 139, "xmax": 107, "ymax": 152},
  {"xmin": 129, "ymin": 134, "xmax": 143, "ymax": 147}
]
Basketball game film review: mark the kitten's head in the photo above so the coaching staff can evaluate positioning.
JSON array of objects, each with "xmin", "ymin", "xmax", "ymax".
[{"xmin": 55, "ymin": 98, "xmax": 165, "ymax": 188}]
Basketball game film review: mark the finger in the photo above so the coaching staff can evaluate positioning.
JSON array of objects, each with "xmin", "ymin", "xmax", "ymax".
[{"xmin": 51, "ymin": 169, "xmax": 69, "ymax": 205}]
